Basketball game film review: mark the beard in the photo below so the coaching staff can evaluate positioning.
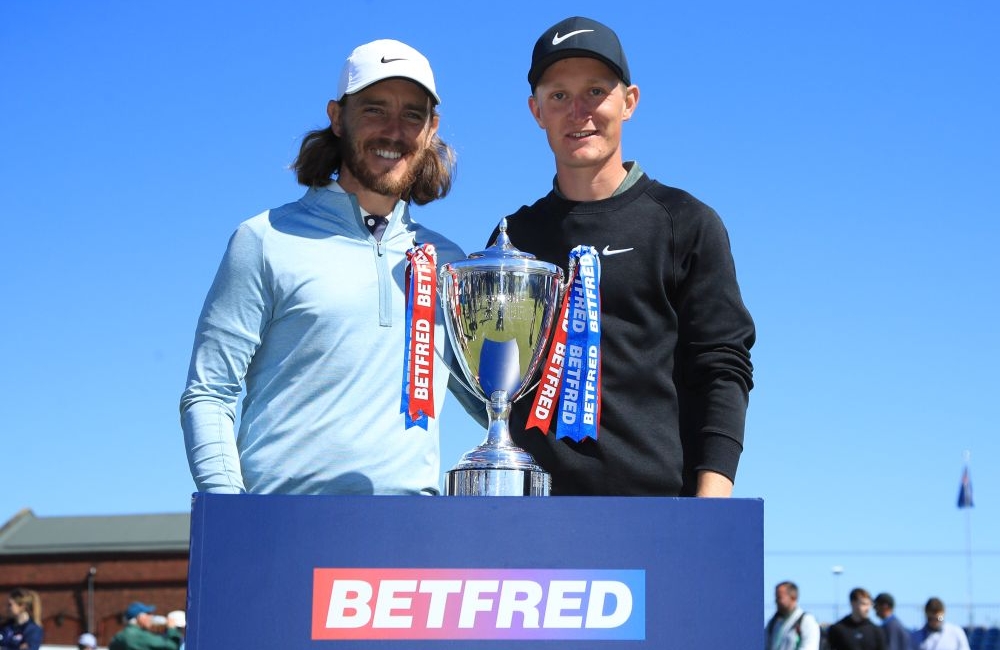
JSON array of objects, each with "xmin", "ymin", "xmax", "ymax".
[{"xmin": 339, "ymin": 125, "xmax": 424, "ymax": 198}]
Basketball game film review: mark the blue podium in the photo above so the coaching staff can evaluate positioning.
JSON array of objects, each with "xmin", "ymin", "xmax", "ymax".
[{"xmin": 186, "ymin": 494, "xmax": 762, "ymax": 649}]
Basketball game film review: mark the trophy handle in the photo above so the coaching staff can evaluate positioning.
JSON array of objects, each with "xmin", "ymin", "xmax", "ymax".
[
  {"xmin": 437, "ymin": 346, "xmax": 484, "ymax": 404},
  {"xmin": 564, "ymin": 254, "xmax": 578, "ymax": 293}
]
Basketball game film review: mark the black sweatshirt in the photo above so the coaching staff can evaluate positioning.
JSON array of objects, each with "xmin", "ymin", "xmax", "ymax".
[
  {"xmin": 495, "ymin": 174, "xmax": 755, "ymax": 495},
  {"xmin": 828, "ymin": 615, "xmax": 887, "ymax": 650}
]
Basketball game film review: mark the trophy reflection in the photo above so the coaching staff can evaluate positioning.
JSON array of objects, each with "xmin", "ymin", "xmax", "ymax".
[{"xmin": 439, "ymin": 221, "xmax": 563, "ymax": 496}]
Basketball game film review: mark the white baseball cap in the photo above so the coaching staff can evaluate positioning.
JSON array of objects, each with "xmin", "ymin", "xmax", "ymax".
[{"xmin": 337, "ymin": 39, "xmax": 440, "ymax": 105}]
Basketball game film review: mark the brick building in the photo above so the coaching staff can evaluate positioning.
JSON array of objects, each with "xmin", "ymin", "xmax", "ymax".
[{"xmin": 0, "ymin": 508, "xmax": 189, "ymax": 648}]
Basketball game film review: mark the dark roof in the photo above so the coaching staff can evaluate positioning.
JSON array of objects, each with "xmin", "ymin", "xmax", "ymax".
[{"xmin": 0, "ymin": 508, "xmax": 190, "ymax": 555}]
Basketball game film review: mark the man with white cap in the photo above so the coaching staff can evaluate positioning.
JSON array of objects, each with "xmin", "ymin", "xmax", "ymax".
[{"xmin": 181, "ymin": 39, "xmax": 474, "ymax": 495}]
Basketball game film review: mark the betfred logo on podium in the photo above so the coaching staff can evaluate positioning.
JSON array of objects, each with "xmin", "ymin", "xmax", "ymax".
[{"xmin": 311, "ymin": 568, "xmax": 645, "ymax": 640}]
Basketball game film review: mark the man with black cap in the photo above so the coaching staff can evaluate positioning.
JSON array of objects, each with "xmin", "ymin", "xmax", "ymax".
[
  {"xmin": 109, "ymin": 602, "xmax": 182, "ymax": 650},
  {"xmin": 181, "ymin": 39, "xmax": 476, "ymax": 495},
  {"xmin": 874, "ymin": 592, "xmax": 911, "ymax": 650},
  {"xmin": 493, "ymin": 17, "xmax": 755, "ymax": 496}
]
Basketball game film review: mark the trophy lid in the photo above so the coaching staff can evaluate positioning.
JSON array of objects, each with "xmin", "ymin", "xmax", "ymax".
[
  {"xmin": 467, "ymin": 218, "xmax": 538, "ymax": 261},
  {"xmin": 442, "ymin": 218, "xmax": 562, "ymax": 280}
]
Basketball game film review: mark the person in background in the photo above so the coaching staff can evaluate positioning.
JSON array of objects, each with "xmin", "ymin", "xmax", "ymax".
[
  {"xmin": 911, "ymin": 598, "xmax": 970, "ymax": 650},
  {"xmin": 873, "ymin": 592, "xmax": 910, "ymax": 650},
  {"xmin": 109, "ymin": 602, "xmax": 181, "ymax": 650},
  {"xmin": 492, "ymin": 15, "xmax": 754, "ymax": 496},
  {"xmin": 0, "ymin": 588, "xmax": 43, "ymax": 650},
  {"xmin": 766, "ymin": 581, "xmax": 820, "ymax": 650},
  {"xmin": 180, "ymin": 38, "xmax": 475, "ymax": 495},
  {"xmin": 78, "ymin": 632, "xmax": 98, "ymax": 650},
  {"xmin": 827, "ymin": 588, "xmax": 885, "ymax": 650}
]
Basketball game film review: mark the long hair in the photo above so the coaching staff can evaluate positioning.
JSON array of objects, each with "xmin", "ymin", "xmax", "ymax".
[
  {"xmin": 292, "ymin": 102, "xmax": 456, "ymax": 206},
  {"xmin": 9, "ymin": 588, "xmax": 42, "ymax": 623}
]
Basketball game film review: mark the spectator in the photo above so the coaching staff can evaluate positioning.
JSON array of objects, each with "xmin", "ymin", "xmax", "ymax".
[
  {"xmin": 166, "ymin": 611, "xmax": 185, "ymax": 650},
  {"xmin": 766, "ymin": 581, "xmax": 821, "ymax": 650},
  {"xmin": 78, "ymin": 632, "xmax": 98, "ymax": 650},
  {"xmin": 827, "ymin": 587, "xmax": 885, "ymax": 650},
  {"xmin": 912, "ymin": 598, "xmax": 970, "ymax": 650},
  {"xmin": 492, "ymin": 15, "xmax": 755, "ymax": 496},
  {"xmin": 873, "ymin": 593, "xmax": 910, "ymax": 650},
  {"xmin": 109, "ymin": 602, "xmax": 181, "ymax": 650},
  {"xmin": 179, "ymin": 38, "xmax": 473, "ymax": 495},
  {"xmin": 0, "ymin": 588, "xmax": 43, "ymax": 650}
]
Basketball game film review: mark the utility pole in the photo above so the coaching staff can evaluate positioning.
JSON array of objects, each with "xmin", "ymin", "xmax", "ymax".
[
  {"xmin": 86, "ymin": 566, "xmax": 97, "ymax": 633},
  {"xmin": 832, "ymin": 565, "xmax": 844, "ymax": 621}
]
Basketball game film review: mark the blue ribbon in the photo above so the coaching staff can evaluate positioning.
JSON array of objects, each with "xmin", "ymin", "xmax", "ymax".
[{"xmin": 555, "ymin": 246, "xmax": 601, "ymax": 442}]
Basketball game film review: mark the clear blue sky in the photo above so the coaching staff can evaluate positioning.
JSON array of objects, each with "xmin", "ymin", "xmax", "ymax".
[{"xmin": 3, "ymin": 0, "xmax": 997, "ymax": 629}]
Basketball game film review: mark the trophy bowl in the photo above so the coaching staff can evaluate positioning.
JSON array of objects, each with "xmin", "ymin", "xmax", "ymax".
[{"xmin": 439, "ymin": 222, "xmax": 563, "ymax": 496}]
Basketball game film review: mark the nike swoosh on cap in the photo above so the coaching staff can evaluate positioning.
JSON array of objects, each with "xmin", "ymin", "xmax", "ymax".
[
  {"xmin": 552, "ymin": 29, "xmax": 594, "ymax": 45},
  {"xmin": 601, "ymin": 245, "xmax": 634, "ymax": 256},
  {"xmin": 381, "ymin": 56, "xmax": 407, "ymax": 63}
]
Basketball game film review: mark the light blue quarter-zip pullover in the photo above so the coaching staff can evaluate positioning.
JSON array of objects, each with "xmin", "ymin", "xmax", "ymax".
[{"xmin": 180, "ymin": 184, "xmax": 468, "ymax": 495}]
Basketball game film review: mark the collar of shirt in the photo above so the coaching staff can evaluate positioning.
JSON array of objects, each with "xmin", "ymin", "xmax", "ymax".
[
  {"xmin": 552, "ymin": 161, "xmax": 645, "ymax": 200},
  {"xmin": 326, "ymin": 180, "xmax": 389, "ymax": 240}
]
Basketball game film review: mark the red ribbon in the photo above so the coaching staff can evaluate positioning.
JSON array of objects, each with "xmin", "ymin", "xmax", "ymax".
[
  {"xmin": 526, "ymin": 267, "xmax": 575, "ymax": 433},
  {"xmin": 405, "ymin": 244, "xmax": 437, "ymax": 422}
]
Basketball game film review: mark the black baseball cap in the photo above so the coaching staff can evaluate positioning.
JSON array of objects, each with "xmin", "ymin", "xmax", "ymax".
[{"xmin": 528, "ymin": 16, "xmax": 631, "ymax": 91}]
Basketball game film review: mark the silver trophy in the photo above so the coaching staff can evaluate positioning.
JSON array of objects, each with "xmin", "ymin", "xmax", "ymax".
[{"xmin": 439, "ymin": 220, "xmax": 565, "ymax": 496}]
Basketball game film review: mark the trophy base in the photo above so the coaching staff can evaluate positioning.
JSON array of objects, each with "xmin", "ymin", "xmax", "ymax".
[{"xmin": 446, "ymin": 467, "xmax": 551, "ymax": 496}]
